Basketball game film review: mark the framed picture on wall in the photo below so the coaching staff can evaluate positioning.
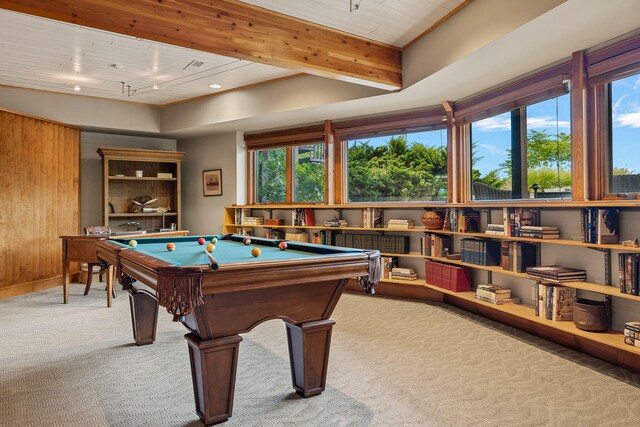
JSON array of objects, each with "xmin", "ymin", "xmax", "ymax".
[{"xmin": 203, "ymin": 169, "xmax": 223, "ymax": 196}]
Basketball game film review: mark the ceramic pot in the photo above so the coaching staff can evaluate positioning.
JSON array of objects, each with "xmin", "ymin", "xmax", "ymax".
[{"xmin": 421, "ymin": 210, "xmax": 444, "ymax": 230}]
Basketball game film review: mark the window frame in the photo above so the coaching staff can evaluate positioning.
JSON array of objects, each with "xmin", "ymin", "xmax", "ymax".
[
  {"xmin": 245, "ymin": 124, "xmax": 328, "ymax": 205},
  {"xmin": 333, "ymin": 107, "xmax": 450, "ymax": 205}
]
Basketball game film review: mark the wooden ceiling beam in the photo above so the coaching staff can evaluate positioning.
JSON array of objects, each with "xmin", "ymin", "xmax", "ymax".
[{"xmin": 0, "ymin": 0, "xmax": 402, "ymax": 90}]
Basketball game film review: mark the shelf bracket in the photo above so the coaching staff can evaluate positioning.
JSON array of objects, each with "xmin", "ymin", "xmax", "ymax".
[
  {"xmin": 332, "ymin": 208, "xmax": 343, "ymax": 220},
  {"xmin": 262, "ymin": 208, "xmax": 272, "ymax": 220}
]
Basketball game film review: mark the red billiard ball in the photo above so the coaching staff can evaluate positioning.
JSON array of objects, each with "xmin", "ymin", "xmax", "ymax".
[
  {"xmin": 243, "ymin": 238, "xmax": 251, "ymax": 245},
  {"xmin": 206, "ymin": 243, "xmax": 215, "ymax": 253},
  {"xmin": 278, "ymin": 241, "xmax": 287, "ymax": 251},
  {"xmin": 251, "ymin": 247, "xmax": 261, "ymax": 257},
  {"xmin": 197, "ymin": 237, "xmax": 206, "ymax": 245},
  {"xmin": 167, "ymin": 243, "xmax": 176, "ymax": 251}
]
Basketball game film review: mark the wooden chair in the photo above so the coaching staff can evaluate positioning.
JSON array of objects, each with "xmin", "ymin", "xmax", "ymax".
[{"xmin": 83, "ymin": 226, "xmax": 112, "ymax": 296}]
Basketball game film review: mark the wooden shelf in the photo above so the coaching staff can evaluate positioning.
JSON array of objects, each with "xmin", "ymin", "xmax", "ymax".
[
  {"xmin": 108, "ymin": 176, "xmax": 177, "ymax": 181},
  {"xmin": 231, "ymin": 201, "xmax": 640, "ymax": 209},
  {"xmin": 109, "ymin": 213, "xmax": 178, "ymax": 218}
]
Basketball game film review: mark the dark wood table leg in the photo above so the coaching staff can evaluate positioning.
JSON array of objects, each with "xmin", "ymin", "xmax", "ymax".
[
  {"xmin": 185, "ymin": 333, "xmax": 243, "ymax": 426},
  {"xmin": 128, "ymin": 289, "xmax": 158, "ymax": 345},
  {"xmin": 285, "ymin": 318, "xmax": 336, "ymax": 398},
  {"xmin": 105, "ymin": 265, "xmax": 114, "ymax": 308},
  {"xmin": 62, "ymin": 259, "xmax": 69, "ymax": 304},
  {"xmin": 84, "ymin": 263, "xmax": 95, "ymax": 295}
]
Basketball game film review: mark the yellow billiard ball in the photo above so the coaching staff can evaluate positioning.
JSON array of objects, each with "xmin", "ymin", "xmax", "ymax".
[
  {"xmin": 251, "ymin": 247, "xmax": 261, "ymax": 257},
  {"xmin": 211, "ymin": 237, "xmax": 218, "ymax": 244},
  {"xmin": 128, "ymin": 240, "xmax": 137, "ymax": 248},
  {"xmin": 206, "ymin": 243, "xmax": 215, "ymax": 253},
  {"xmin": 167, "ymin": 243, "xmax": 176, "ymax": 251}
]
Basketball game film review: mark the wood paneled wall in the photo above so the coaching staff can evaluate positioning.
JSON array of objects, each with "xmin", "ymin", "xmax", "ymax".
[{"xmin": 0, "ymin": 109, "xmax": 80, "ymax": 298}]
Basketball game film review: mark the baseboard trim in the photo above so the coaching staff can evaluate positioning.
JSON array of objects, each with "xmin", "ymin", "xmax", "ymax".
[{"xmin": 0, "ymin": 272, "xmax": 80, "ymax": 300}]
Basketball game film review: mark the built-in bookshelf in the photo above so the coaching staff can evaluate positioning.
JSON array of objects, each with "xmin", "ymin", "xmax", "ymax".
[{"xmin": 224, "ymin": 203, "xmax": 640, "ymax": 372}]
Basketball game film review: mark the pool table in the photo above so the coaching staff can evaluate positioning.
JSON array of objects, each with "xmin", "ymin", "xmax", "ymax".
[{"xmin": 96, "ymin": 234, "xmax": 379, "ymax": 425}]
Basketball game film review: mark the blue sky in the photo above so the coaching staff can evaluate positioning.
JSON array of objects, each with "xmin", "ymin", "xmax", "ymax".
[{"xmin": 350, "ymin": 74, "xmax": 640, "ymax": 177}]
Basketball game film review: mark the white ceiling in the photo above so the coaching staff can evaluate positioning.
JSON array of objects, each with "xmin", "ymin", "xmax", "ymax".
[
  {"xmin": 240, "ymin": 0, "xmax": 466, "ymax": 46},
  {"xmin": 0, "ymin": 1, "xmax": 465, "ymax": 105}
]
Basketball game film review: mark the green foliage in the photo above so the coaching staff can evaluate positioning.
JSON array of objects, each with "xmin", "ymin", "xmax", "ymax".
[
  {"xmin": 527, "ymin": 168, "xmax": 572, "ymax": 190},
  {"xmin": 294, "ymin": 148, "xmax": 325, "ymax": 202},
  {"xmin": 347, "ymin": 135, "xmax": 448, "ymax": 201},
  {"xmin": 256, "ymin": 148, "xmax": 286, "ymax": 203}
]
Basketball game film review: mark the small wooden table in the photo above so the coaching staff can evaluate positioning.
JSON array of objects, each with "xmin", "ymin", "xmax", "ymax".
[{"xmin": 60, "ymin": 230, "xmax": 189, "ymax": 306}]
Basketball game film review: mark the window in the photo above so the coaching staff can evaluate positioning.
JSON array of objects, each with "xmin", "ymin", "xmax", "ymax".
[
  {"xmin": 609, "ymin": 73, "xmax": 640, "ymax": 195},
  {"xmin": 255, "ymin": 148, "xmax": 286, "ymax": 204},
  {"xmin": 293, "ymin": 143, "xmax": 326, "ymax": 203},
  {"xmin": 347, "ymin": 129, "xmax": 448, "ymax": 202},
  {"xmin": 471, "ymin": 93, "xmax": 571, "ymax": 200}
]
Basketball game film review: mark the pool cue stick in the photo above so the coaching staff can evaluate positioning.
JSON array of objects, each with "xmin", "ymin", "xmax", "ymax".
[{"xmin": 204, "ymin": 250, "xmax": 219, "ymax": 270}]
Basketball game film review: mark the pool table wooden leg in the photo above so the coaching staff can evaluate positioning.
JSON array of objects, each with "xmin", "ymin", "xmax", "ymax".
[
  {"xmin": 128, "ymin": 290, "xmax": 158, "ymax": 346},
  {"xmin": 285, "ymin": 318, "xmax": 336, "ymax": 398},
  {"xmin": 184, "ymin": 333, "xmax": 243, "ymax": 426}
]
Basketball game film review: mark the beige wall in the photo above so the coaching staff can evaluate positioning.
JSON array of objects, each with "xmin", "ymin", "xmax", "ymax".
[{"xmin": 178, "ymin": 132, "xmax": 244, "ymax": 235}]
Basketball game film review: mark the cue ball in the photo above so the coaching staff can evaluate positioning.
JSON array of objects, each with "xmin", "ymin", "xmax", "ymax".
[
  {"xmin": 128, "ymin": 240, "xmax": 137, "ymax": 248},
  {"xmin": 167, "ymin": 243, "xmax": 176, "ymax": 251},
  {"xmin": 251, "ymin": 247, "xmax": 261, "ymax": 257},
  {"xmin": 278, "ymin": 241, "xmax": 287, "ymax": 251},
  {"xmin": 243, "ymin": 238, "xmax": 251, "ymax": 245},
  {"xmin": 206, "ymin": 243, "xmax": 215, "ymax": 253},
  {"xmin": 210, "ymin": 237, "xmax": 218, "ymax": 244},
  {"xmin": 197, "ymin": 237, "xmax": 206, "ymax": 245}
]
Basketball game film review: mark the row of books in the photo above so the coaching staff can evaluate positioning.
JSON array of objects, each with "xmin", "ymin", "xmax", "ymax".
[
  {"xmin": 526, "ymin": 265, "xmax": 587, "ymax": 283},
  {"xmin": 333, "ymin": 233, "xmax": 410, "ymax": 254},
  {"xmin": 534, "ymin": 282, "xmax": 576, "ymax": 321},
  {"xmin": 235, "ymin": 208, "xmax": 252, "ymax": 225},
  {"xmin": 460, "ymin": 238, "xmax": 500, "ymax": 266},
  {"xmin": 619, "ymin": 253, "xmax": 640, "ymax": 295},
  {"xmin": 242, "ymin": 216, "xmax": 264, "ymax": 225},
  {"xmin": 381, "ymin": 256, "xmax": 399, "ymax": 279},
  {"xmin": 485, "ymin": 223, "xmax": 559, "ymax": 238},
  {"xmin": 474, "ymin": 284, "xmax": 520, "ymax": 305},
  {"xmin": 624, "ymin": 321, "xmax": 640, "ymax": 348},
  {"xmin": 387, "ymin": 219, "xmax": 414, "ymax": 229},
  {"xmin": 390, "ymin": 267, "xmax": 417, "ymax": 280},
  {"xmin": 582, "ymin": 207, "xmax": 619, "ymax": 244},
  {"xmin": 292, "ymin": 208, "xmax": 315, "ymax": 226},
  {"xmin": 324, "ymin": 218, "xmax": 348, "ymax": 227},
  {"xmin": 362, "ymin": 208, "xmax": 384, "ymax": 228},
  {"xmin": 501, "ymin": 208, "xmax": 540, "ymax": 237},
  {"xmin": 425, "ymin": 261, "xmax": 471, "ymax": 292},
  {"xmin": 420, "ymin": 234, "xmax": 451, "ymax": 257},
  {"xmin": 446, "ymin": 208, "xmax": 480, "ymax": 233},
  {"xmin": 500, "ymin": 241, "xmax": 537, "ymax": 273}
]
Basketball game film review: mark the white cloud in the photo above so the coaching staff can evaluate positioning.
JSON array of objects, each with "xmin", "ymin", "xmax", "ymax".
[
  {"xmin": 476, "ymin": 143, "xmax": 507, "ymax": 155},
  {"xmin": 474, "ymin": 116, "xmax": 510, "ymax": 131},
  {"xmin": 616, "ymin": 111, "xmax": 640, "ymax": 128},
  {"xmin": 527, "ymin": 116, "xmax": 570, "ymax": 130}
]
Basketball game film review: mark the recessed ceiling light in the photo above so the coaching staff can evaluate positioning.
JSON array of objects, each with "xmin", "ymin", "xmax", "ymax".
[
  {"xmin": 152, "ymin": 84, "xmax": 159, "ymax": 90},
  {"xmin": 208, "ymin": 83, "xmax": 222, "ymax": 89},
  {"xmin": 73, "ymin": 85, "xmax": 81, "ymax": 91}
]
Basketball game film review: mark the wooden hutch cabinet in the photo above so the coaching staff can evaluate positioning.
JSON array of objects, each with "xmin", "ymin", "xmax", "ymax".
[{"xmin": 97, "ymin": 147, "xmax": 184, "ymax": 233}]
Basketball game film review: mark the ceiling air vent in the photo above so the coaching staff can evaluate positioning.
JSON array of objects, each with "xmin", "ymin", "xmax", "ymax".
[{"xmin": 183, "ymin": 60, "xmax": 205, "ymax": 70}]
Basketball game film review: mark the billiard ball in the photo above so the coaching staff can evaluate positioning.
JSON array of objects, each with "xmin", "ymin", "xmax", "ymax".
[
  {"xmin": 243, "ymin": 238, "xmax": 251, "ymax": 245},
  {"xmin": 206, "ymin": 243, "xmax": 215, "ymax": 253},
  {"xmin": 167, "ymin": 243, "xmax": 176, "ymax": 251},
  {"xmin": 128, "ymin": 240, "xmax": 137, "ymax": 248},
  {"xmin": 197, "ymin": 237, "xmax": 206, "ymax": 245},
  {"xmin": 251, "ymin": 247, "xmax": 261, "ymax": 257},
  {"xmin": 278, "ymin": 241, "xmax": 287, "ymax": 251},
  {"xmin": 211, "ymin": 237, "xmax": 218, "ymax": 244}
]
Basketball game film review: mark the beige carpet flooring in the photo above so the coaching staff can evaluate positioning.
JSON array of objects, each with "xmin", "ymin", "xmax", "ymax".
[{"xmin": 1, "ymin": 285, "xmax": 640, "ymax": 426}]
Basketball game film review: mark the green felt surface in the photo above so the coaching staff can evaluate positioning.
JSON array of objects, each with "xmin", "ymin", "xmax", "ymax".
[{"xmin": 112, "ymin": 234, "xmax": 363, "ymax": 267}]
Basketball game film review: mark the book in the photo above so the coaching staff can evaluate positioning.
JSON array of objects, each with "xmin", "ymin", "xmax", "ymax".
[
  {"xmin": 475, "ymin": 294, "xmax": 521, "ymax": 305},
  {"xmin": 624, "ymin": 336, "xmax": 640, "ymax": 348},
  {"xmin": 515, "ymin": 208, "xmax": 539, "ymax": 236},
  {"xmin": 596, "ymin": 208, "xmax": 619, "ymax": 244},
  {"xmin": 551, "ymin": 286, "xmax": 576, "ymax": 321},
  {"xmin": 526, "ymin": 265, "xmax": 587, "ymax": 278},
  {"xmin": 476, "ymin": 283, "xmax": 511, "ymax": 295},
  {"xmin": 625, "ymin": 321, "xmax": 640, "ymax": 333},
  {"xmin": 624, "ymin": 328, "xmax": 640, "ymax": 340}
]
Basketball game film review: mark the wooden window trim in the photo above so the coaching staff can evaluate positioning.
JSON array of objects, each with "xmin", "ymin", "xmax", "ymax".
[
  {"xmin": 245, "ymin": 124, "xmax": 325, "ymax": 150},
  {"xmin": 587, "ymin": 33, "xmax": 640, "ymax": 85},
  {"xmin": 333, "ymin": 107, "xmax": 446, "ymax": 140},
  {"xmin": 454, "ymin": 62, "xmax": 571, "ymax": 125}
]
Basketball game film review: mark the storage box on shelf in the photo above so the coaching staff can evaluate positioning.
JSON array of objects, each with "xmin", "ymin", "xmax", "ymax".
[{"xmin": 223, "ymin": 203, "xmax": 640, "ymax": 372}]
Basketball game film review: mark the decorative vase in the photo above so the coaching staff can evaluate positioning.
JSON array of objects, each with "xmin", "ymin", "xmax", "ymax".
[{"xmin": 421, "ymin": 210, "xmax": 444, "ymax": 230}]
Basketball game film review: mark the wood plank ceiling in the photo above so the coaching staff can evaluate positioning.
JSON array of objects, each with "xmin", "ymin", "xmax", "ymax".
[{"xmin": 0, "ymin": 0, "xmax": 468, "ymax": 105}]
